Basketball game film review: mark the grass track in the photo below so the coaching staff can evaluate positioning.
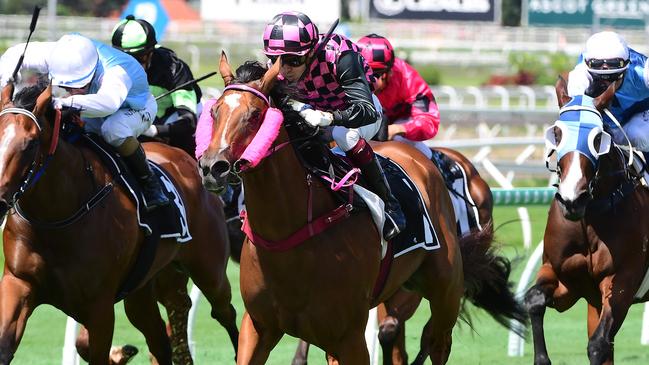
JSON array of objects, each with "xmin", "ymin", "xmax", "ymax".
[{"xmin": 4, "ymin": 205, "xmax": 649, "ymax": 364}]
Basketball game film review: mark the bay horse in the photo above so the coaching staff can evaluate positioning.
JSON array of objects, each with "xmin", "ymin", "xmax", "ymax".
[
  {"xmin": 525, "ymin": 77, "xmax": 649, "ymax": 365},
  {"xmin": 198, "ymin": 53, "xmax": 525, "ymax": 364},
  {"xmin": 0, "ymin": 81, "xmax": 238, "ymax": 365}
]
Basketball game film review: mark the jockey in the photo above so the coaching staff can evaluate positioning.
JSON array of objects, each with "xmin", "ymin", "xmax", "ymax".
[
  {"xmin": 567, "ymin": 31, "xmax": 649, "ymax": 152},
  {"xmin": 111, "ymin": 15, "xmax": 201, "ymax": 157},
  {"xmin": 355, "ymin": 34, "xmax": 454, "ymax": 173},
  {"xmin": 263, "ymin": 11, "xmax": 405, "ymax": 240},
  {"xmin": 47, "ymin": 34, "xmax": 170, "ymax": 210}
]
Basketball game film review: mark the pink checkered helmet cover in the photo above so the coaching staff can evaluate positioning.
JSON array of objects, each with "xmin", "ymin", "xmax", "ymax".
[{"xmin": 263, "ymin": 11, "xmax": 319, "ymax": 56}]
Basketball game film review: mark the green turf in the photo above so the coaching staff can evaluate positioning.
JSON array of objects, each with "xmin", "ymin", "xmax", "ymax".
[{"xmin": 3, "ymin": 204, "xmax": 649, "ymax": 364}]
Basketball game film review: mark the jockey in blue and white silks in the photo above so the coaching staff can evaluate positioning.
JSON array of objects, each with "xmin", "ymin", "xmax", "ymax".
[{"xmin": 567, "ymin": 31, "xmax": 649, "ymax": 152}]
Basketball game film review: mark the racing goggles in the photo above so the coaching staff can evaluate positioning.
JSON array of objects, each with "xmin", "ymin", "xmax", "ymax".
[
  {"xmin": 586, "ymin": 58, "xmax": 628, "ymax": 70},
  {"xmin": 268, "ymin": 54, "xmax": 308, "ymax": 67}
]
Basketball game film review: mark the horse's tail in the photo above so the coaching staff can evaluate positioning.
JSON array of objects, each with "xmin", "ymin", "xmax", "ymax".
[{"xmin": 459, "ymin": 222, "xmax": 528, "ymax": 336}]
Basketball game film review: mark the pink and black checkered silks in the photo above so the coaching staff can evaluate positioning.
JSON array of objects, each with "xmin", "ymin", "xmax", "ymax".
[
  {"xmin": 357, "ymin": 34, "xmax": 395, "ymax": 72},
  {"xmin": 289, "ymin": 34, "xmax": 375, "ymax": 111},
  {"xmin": 263, "ymin": 11, "xmax": 319, "ymax": 56}
]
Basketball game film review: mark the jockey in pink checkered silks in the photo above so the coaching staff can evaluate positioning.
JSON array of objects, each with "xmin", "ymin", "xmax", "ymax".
[{"xmin": 262, "ymin": 11, "xmax": 405, "ymax": 240}]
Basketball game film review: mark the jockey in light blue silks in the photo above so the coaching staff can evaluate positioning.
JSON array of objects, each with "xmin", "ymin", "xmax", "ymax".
[
  {"xmin": 1, "ymin": 34, "xmax": 170, "ymax": 210},
  {"xmin": 567, "ymin": 31, "xmax": 649, "ymax": 155}
]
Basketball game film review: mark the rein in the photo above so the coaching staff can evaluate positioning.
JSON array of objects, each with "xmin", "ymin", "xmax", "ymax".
[{"xmin": 0, "ymin": 106, "xmax": 114, "ymax": 229}]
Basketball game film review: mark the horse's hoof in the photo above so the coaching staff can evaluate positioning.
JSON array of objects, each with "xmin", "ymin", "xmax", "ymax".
[
  {"xmin": 533, "ymin": 354, "xmax": 551, "ymax": 365},
  {"xmin": 109, "ymin": 344, "xmax": 139, "ymax": 365}
]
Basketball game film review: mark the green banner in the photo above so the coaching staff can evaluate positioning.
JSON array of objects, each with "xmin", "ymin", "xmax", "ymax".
[{"xmin": 527, "ymin": 0, "xmax": 647, "ymax": 27}]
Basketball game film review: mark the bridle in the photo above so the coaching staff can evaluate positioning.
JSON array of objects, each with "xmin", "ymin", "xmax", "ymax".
[{"xmin": 0, "ymin": 106, "xmax": 60, "ymax": 208}]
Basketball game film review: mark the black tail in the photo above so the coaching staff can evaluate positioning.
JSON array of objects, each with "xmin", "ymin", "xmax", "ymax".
[{"xmin": 459, "ymin": 222, "xmax": 528, "ymax": 336}]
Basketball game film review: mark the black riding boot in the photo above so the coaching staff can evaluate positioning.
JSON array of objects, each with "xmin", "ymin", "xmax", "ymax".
[
  {"xmin": 123, "ymin": 144, "xmax": 170, "ymax": 211},
  {"xmin": 360, "ymin": 156, "xmax": 406, "ymax": 240}
]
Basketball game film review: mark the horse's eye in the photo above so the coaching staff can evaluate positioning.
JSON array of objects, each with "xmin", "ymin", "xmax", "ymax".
[{"xmin": 594, "ymin": 133, "xmax": 602, "ymax": 150}]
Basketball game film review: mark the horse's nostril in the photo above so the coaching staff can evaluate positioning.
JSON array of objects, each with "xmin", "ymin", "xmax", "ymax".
[
  {"xmin": 211, "ymin": 160, "xmax": 231, "ymax": 178},
  {"xmin": 202, "ymin": 166, "xmax": 211, "ymax": 177}
]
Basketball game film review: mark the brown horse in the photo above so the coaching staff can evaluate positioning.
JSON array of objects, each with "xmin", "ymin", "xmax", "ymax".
[
  {"xmin": 198, "ymin": 53, "xmax": 525, "ymax": 364},
  {"xmin": 291, "ymin": 146, "xmax": 505, "ymax": 365},
  {"xmin": 525, "ymin": 77, "xmax": 649, "ymax": 365},
  {"xmin": 0, "ymin": 81, "xmax": 238, "ymax": 365}
]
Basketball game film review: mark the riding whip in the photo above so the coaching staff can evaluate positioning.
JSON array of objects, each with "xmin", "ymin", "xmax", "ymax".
[
  {"xmin": 155, "ymin": 71, "xmax": 217, "ymax": 101},
  {"xmin": 10, "ymin": 6, "xmax": 42, "ymax": 84}
]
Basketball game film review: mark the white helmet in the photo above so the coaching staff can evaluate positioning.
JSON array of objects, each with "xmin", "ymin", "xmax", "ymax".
[
  {"xmin": 584, "ymin": 31, "xmax": 629, "ymax": 75},
  {"xmin": 48, "ymin": 34, "xmax": 99, "ymax": 88}
]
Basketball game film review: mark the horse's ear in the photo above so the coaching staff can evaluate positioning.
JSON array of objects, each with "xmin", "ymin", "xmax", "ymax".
[
  {"xmin": 33, "ymin": 83, "xmax": 52, "ymax": 117},
  {"xmin": 219, "ymin": 51, "xmax": 234, "ymax": 86},
  {"xmin": 555, "ymin": 74, "xmax": 571, "ymax": 108},
  {"xmin": 593, "ymin": 81, "xmax": 617, "ymax": 111},
  {"xmin": 1, "ymin": 83, "xmax": 14, "ymax": 108},
  {"xmin": 260, "ymin": 57, "xmax": 280, "ymax": 96}
]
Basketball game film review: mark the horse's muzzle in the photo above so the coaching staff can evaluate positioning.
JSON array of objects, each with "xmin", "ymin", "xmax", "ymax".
[
  {"xmin": 555, "ymin": 190, "xmax": 591, "ymax": 221},
  {"xmin": 198, "ymin": 157, "xmax": 231, "ymax": 194}
]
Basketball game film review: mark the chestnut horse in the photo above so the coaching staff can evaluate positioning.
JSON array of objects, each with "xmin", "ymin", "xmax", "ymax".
[
  {"xmin": 525, "ymin": 77, "xmax": 649, "ymax": 365},
  {"xmin": 198, "ymin": 54, "xmax": 525, "ymax": 364},
  {"xmin": 0, "ymin": 82, "xmax": 238, "ymax": 365},
  {"xmin": 291, "ymin": 147, "xmax": 512, "ymax": 365}
]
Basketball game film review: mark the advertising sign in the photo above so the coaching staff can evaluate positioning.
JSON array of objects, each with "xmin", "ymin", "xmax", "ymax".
[
  {"xmin": 369, "ymin": 0, "xmax": 497, "ymax": 22},
  {"xmin": 201, "ymin": 0, "xmax": 340, "ymax": 23},
  {"xmin": 527, "ymin": 0, "xmax": 648, "ymax": 27}
]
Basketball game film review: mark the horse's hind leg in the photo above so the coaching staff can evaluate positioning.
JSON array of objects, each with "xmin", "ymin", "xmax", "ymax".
[
  {"xmin": 0, "ymin": 275, "xmax": 36, "ymax": 365},
  {"xmin": 76, "ymin": 326, "xmax": 139, "ymax": 365},
  {"xmin": 184, "ymin": 255, "xmax": 239, "ymax": 359},
  {"xmin": 154, "ymin": 266, "xmax": 193, "ymax": 365},
  {"xmin": 123, "ymin": 283, "xmax": 172, "ymax": 365}
]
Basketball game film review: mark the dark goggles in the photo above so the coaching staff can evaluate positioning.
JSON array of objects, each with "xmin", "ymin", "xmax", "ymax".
[
  {"xmin": 586, "ymin": 58, "xmax": 628, "ymax": 70},
  {"xmin": 268, "ymin": 54, "xmax": 308, "ymax": 67}
]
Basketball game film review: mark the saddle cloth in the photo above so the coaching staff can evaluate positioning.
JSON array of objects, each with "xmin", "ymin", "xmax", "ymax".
[{"xmin": 83, "ymin": 134, "xmax": 191, "ymax": 243}]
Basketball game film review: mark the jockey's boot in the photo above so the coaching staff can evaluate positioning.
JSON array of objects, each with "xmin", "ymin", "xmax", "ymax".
[
  {"xmin": 119, "ymin": 138, "xmax": 170, "ymax": 211},
  {"xmin": 346, "ymin": 139, "xmax": 406, "ymax": 240}
]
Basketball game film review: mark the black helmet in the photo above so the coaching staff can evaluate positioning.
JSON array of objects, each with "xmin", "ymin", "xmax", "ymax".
[{"xmin": 111, "ymin": 15, "xmax": 157, "ymax": 55}]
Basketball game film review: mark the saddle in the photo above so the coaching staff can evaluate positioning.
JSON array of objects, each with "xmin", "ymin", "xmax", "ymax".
[{"xmin": 59, "ymin": 121, "xmax": 191, "ymax": 301}]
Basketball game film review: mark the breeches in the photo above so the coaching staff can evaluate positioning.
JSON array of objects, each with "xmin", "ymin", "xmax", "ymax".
[
  {"xmin": 329, "ymin": 94, "xmax": 383, "ymax": 151},
  {"xmin": 84, "ymin": 94, "xmax": 157, "ymax": 147}
]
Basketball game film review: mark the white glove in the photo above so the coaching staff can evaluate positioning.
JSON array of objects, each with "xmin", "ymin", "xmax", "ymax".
[
  {"xmin": 142, "ymin": 124, "xmax": 158, "ymax": 137},
  {"xmin": 286, "ymin": 99, "xmax": 312, "ymax": 112},
  {"xmin": 52, "ymin": 97, "xmax": 70, "ymax": 110},
  {"xmin": 299, "ymin": 109, "xmax": 333, "ymax": 127}
]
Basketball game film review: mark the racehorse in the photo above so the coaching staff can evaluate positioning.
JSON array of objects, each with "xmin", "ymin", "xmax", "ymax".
[
  {"xmin": 525, "ymin": 76, "xmax": 649, "ymax": 365},
  {"xmin": 291, "ymin": 148, "xmax": 522, "ymax": 365},
  {"xmin": 0, "ymin": 81, "xmax": 238, "ymax": 365},
  {"xmin": 198, "ymin": 53, "xmax": 525, "ymax": 364}
]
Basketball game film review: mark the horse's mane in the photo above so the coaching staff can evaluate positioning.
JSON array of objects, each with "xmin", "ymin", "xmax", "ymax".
[{"xmin": 13, "ymin": 80, "xmax": 50, "ymax": 111}]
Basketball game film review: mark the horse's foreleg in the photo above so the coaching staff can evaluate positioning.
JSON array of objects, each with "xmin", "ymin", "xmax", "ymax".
[
  {"xmin": 154, "ymin": 267, "xmax": 193, "ymax": 365},
  {"xmin": 378, "ymin": 291, "xmax": 423, "ymax": 365},
  {"xmin": 237, "ymin": 311, "xmax": 282, "ymax": 365},
  {"xmin": 123, "ymin": 284, "xmax": 172, "ymax": 365},
  {"xmin": 525, "ymin": 263, "xmax": 577, "ymax": 365},
  {"xmin": 291, "ymin": 340, "xmax": 310, "ymax": 365},
  {"xmin": 85, "ymin": 306, "xmax": 116, "ymax": 365},
  {"xmin": 329, "ymin": 329, "xmax": 370, "ymax": 365},
  {"xmin": 587, "ymin": 276, "xmax": 633, "ymax": 365},
  {"xmin": 0, "ymin": 275, "xmax": 36, "ymax": 365}
]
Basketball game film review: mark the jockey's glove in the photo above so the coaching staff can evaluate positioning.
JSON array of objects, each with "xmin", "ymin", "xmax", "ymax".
[
  {"xmin": 142, "ymin": 124, "xmax": 158, "ymax": 137},
  {"xmin": 52, "ymin": 97, "xmax": 69, "ymax": 110},
  {"xmin": 287, "ymin": 99, "xmax": 313, "ymax": 112},
  {"xmin": 300, "ymin": 109, "xmax": 333, "ymax": 127}
]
